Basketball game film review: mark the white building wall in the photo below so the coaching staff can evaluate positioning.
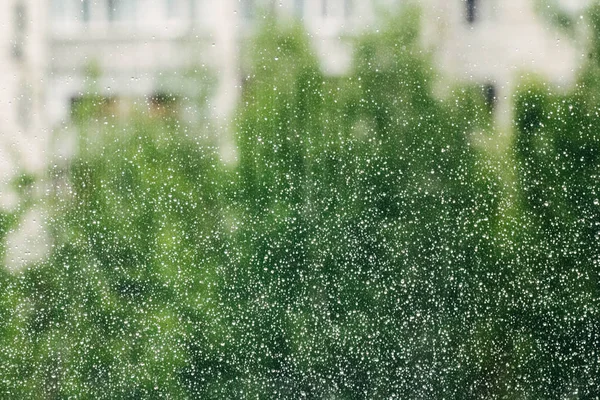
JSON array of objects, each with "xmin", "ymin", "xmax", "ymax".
[
  {"xmin": 47, "ymin": 0, "xmax": 227, "ymax": 124},
  {"xmin": 422, "ymin": 0, "xmax": 588, "ymax": 124},
  {"xmin": 45, "ymin": 0, "xmax": 398, "ymax": 127},
  {"xmin": 0, "ymin": 0, "xmax": 47, "ymax": 189},
  {"xmin": 38, "ymin": 0, "xmax": 598, "ymax": 135}
]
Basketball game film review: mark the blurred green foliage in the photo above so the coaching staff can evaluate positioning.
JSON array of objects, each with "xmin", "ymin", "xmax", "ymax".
[
  {"xmin": 0, "ymin": 4, "xmax": 598, "ymax": 399},
  {"xmin": 510, "ymin": 10, "xmax": 600, "ymax": 395},
  {"xmin": 535, "ymin": 0, "xmax": 578, "ymax": 37}
]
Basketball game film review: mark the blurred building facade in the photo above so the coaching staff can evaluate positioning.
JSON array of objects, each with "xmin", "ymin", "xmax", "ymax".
[
  {"xmin": 423, "ymin": 0, "xmax": 589, "ymax": 123},
  {"xmin": 48, "ymin": 0, "xmax": 239, "ymax": 124},
  {"xmin": 0, "ymin": 0, "xmax": 593, "ymax": 177},
  {"xmin": 46, "ymin": 0, "xmax": 398, "ymax": 127},
  {"xmin": 0, "ymin": 0, "xmax": 591, "ymax": 267},
  {"xmin": 43, "ymin": 0, "xmax": 592, "ymax": 128},
  {"xmin": 0, "ymin": 0, "xmax": 47, "ymax": 186}
]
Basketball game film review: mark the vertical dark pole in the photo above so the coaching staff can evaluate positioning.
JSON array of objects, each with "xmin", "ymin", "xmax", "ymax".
[{"xmin": 466, "ymin": 0, "xmax": 476, "ymax": 24}]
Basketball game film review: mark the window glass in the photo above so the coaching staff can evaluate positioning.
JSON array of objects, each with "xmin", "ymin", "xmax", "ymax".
[
  {"xmin": 166, "ymin": 0, "xmax": 182, "ymax": 19},
  {"xmin": 344, "ymin": 0, "xmax": 353, "ymax": 18},
  {"xmin": 242, "ymin": 0, "xmax": 254, "ymax": 20},
  {"xmin": 50, "ymin": 0, "xmax": 67, "ymax": 18},
  {"xmin": 294, "ymin": 0, "xmax": 304, "ymax": 19},
  {"xmin": 12, "ymin": 2, "xmax": 26, "ymax": 59},
  {"xmin": 82, "ymin": 0, "xmax": 91, "ymax": 22},
  {"xmin": 108, "ymin": 0, "xmax": 137, "ymax": 22},
  {"xmin": 3, "ymin": 1, "xmax": 600, "ymax": 399}
]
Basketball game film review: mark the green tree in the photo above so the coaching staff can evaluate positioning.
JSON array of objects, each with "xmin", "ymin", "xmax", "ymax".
[
  {"xmin": 508, "ymin": 5, "xmax": 600, "ymax": 397},
  {"xmin": 227, "ymin": 7, "xmax": 502, "ymax": 398},
  {"xmin": 16, "ymin": 117, "xmax": 229, "ymax": 398}
]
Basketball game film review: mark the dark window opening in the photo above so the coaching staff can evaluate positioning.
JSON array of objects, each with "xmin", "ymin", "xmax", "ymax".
[
  {"xmin": 483, "ymin": 83, "xmax": 497, "ymax": 111},
  {"xmin": 148, "ymin": 92, "xmax": 179, "ymax": 117},
  {"xmin": 466, "ymin": 0, "xmax": 477, "ymax": 24}
]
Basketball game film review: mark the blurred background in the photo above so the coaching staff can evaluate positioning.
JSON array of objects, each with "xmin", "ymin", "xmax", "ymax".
[
  {"xmin": 0, "ymin": 0, "xmax": 591, "ymax": 178},
  {"xmin": 1, "ymin": 0, "xmax": 600, "ymax": 398}
]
